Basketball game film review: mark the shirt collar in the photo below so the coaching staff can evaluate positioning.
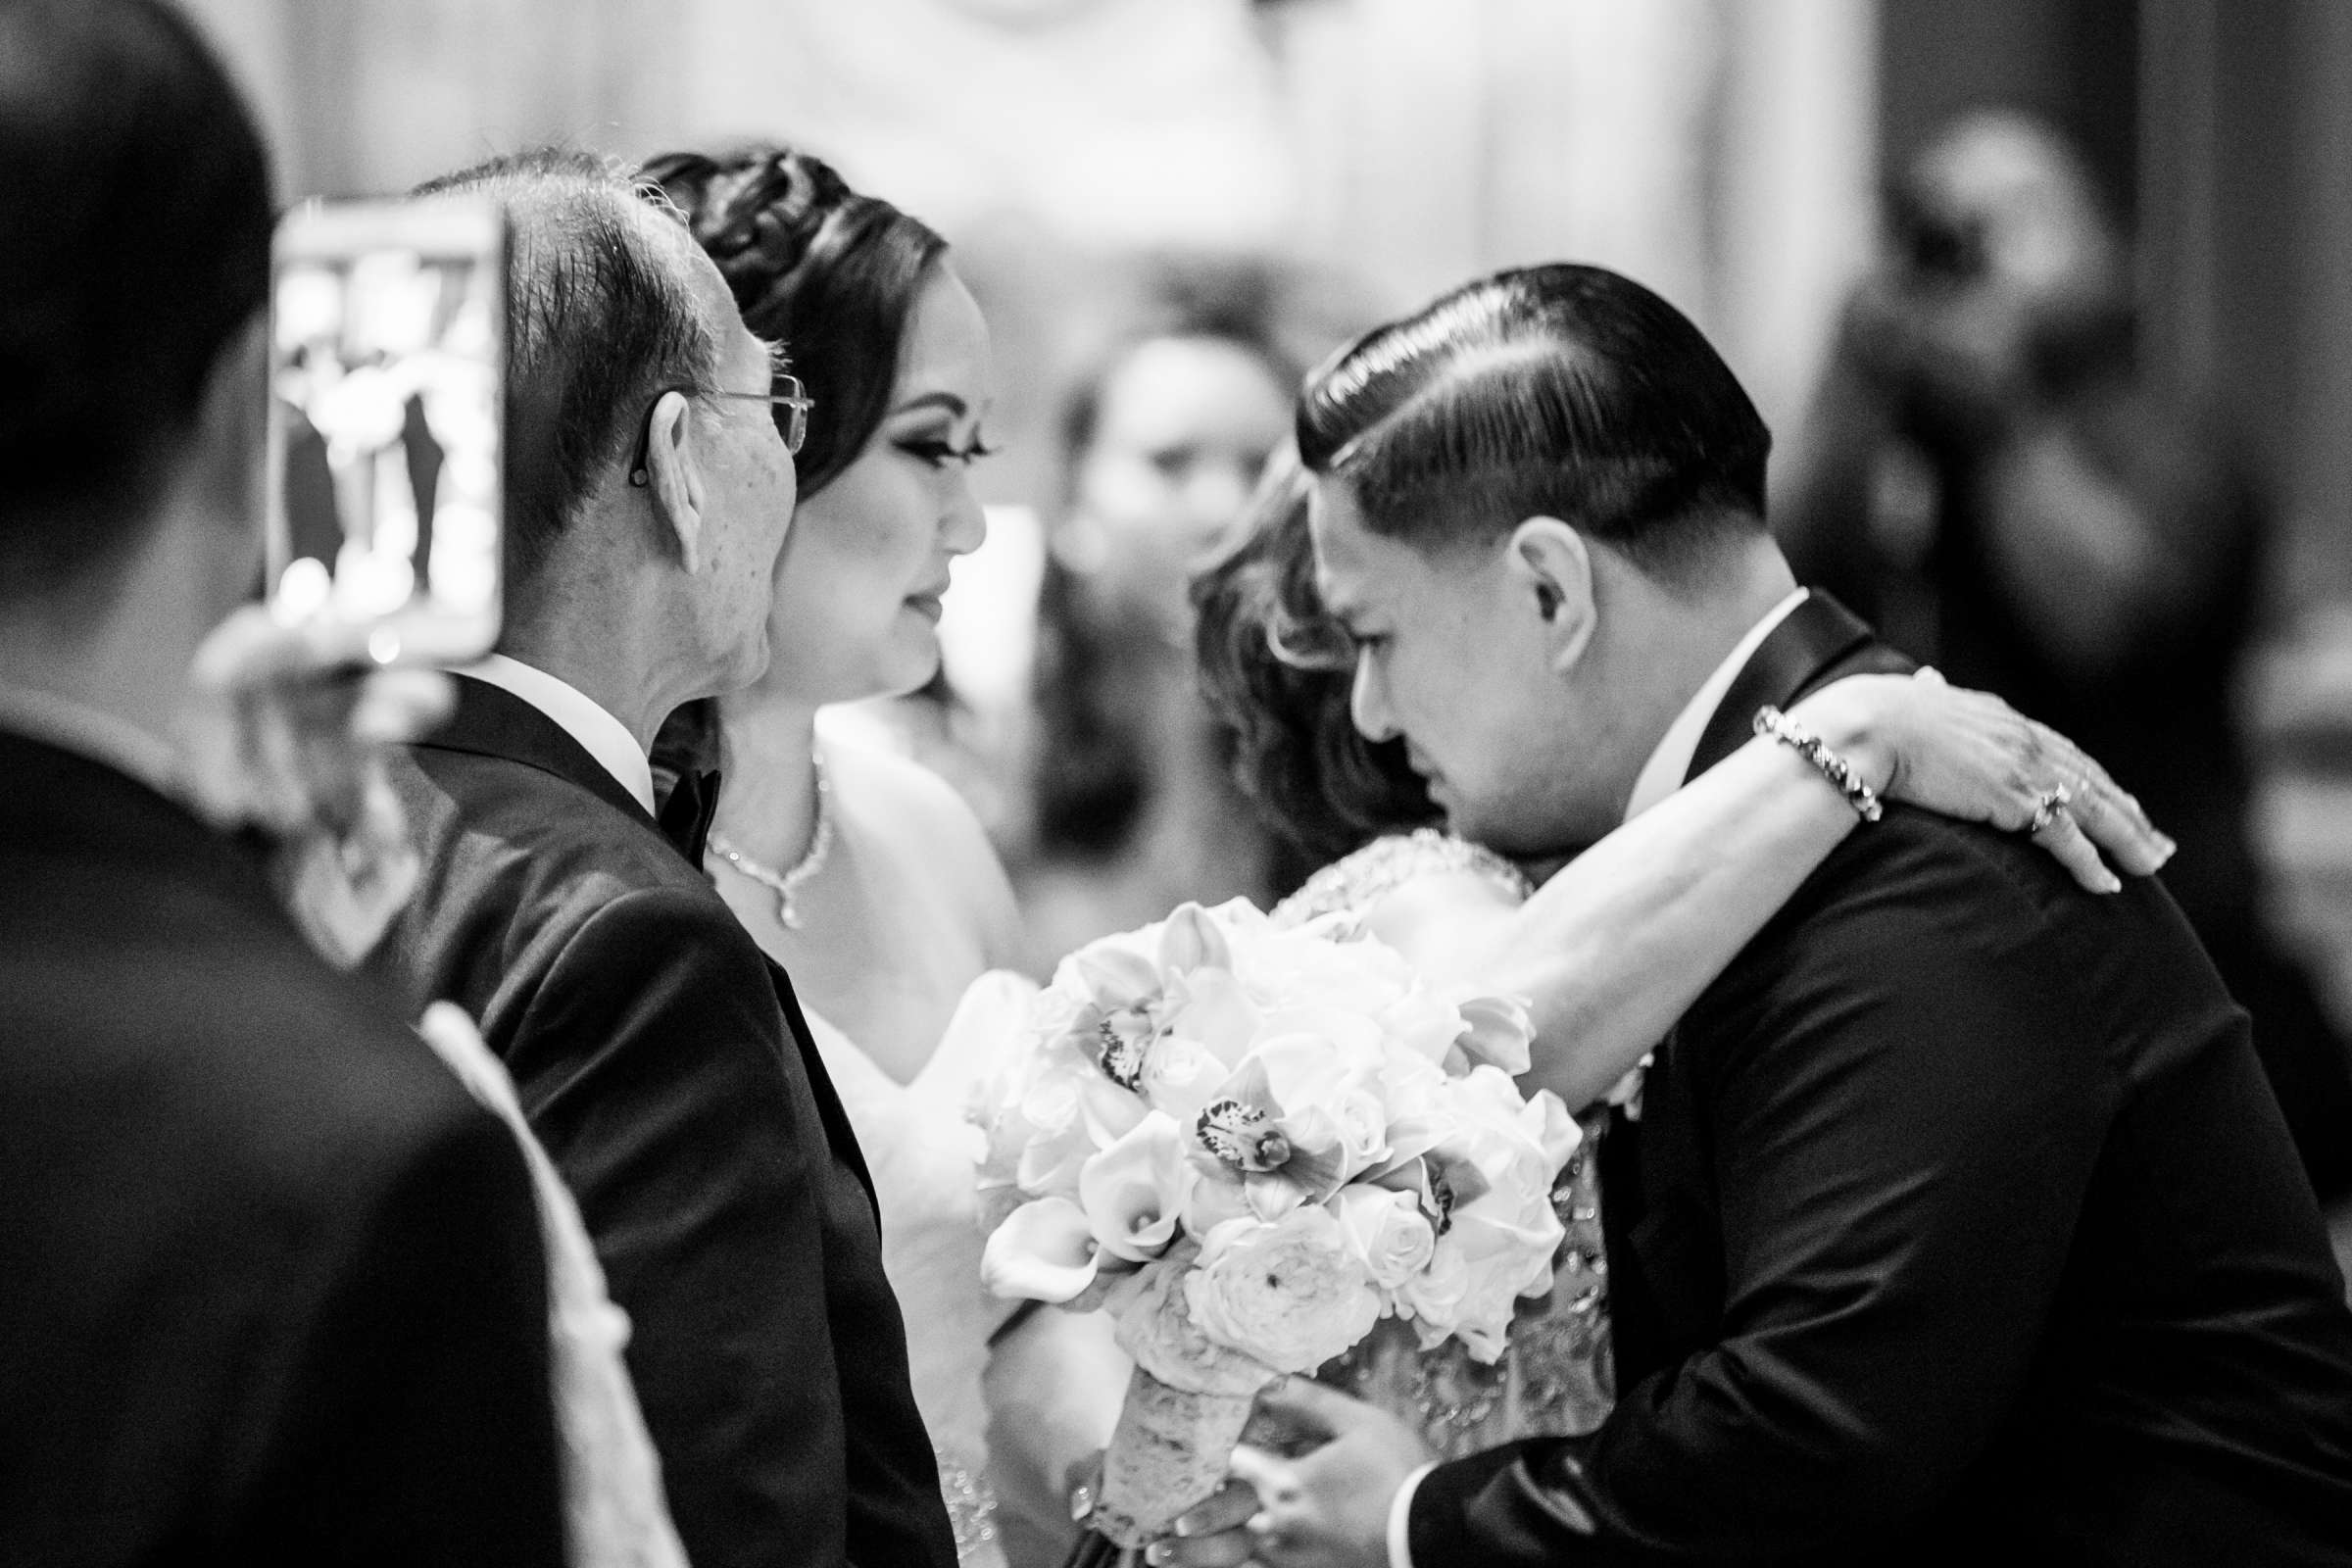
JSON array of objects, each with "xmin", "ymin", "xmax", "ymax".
[
  {"xmin": 1623, "ymin": 588, "xmax": 1810, "ymax": 823},
  {"xmin": 0, "ymin": 684, "xmax": 184, "ymax": 802},
  {"xmin": 457, "ymin": 653, "xmax": 656, "ymax": 813}
]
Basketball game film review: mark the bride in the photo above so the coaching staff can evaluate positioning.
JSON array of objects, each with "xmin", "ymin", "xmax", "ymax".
[
  {"xmin": 642, "ymin": 148, "xmax": 2165, "ymax": 1568},
  {"xmin": 641, "ymin": 144, "xmax": 1105, "ymax": 1568}
]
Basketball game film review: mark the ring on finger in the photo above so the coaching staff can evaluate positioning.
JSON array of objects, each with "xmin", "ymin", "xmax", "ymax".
[{"xmin": 2029, "ymin": 782, "xmax": 2073, "ymax": 836}]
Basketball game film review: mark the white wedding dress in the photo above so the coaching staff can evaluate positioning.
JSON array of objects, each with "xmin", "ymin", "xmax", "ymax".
[{"xmin": 802, "ymin": 988, "xmax": 1028, "ymax": 1568}]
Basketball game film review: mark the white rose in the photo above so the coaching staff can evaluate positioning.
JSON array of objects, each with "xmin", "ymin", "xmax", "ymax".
[
  {"xmin": 1077, "ymin": 1111, "xmax": 1195, "ymax": 1262},
  {"xmin": 1138, "ymin": 1032, "xmax": 1228, "ymax": 1124},
  {"xmin": 1111, "ymin": 1251, "xmax": 1276, "ymax": 1398},
  {"xmin": 1331, "ymin": 1185, "xmax": 1438, "ymax": 1290},
  {"xmin": 1182, "ymin": 1208, "xmax": 1382, "ymax": 1374},
  {"xmin": 1182, "ymin": 1156, "xmax": 1254, "ymax": 1234}
]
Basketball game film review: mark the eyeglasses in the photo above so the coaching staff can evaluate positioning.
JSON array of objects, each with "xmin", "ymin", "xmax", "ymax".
[{"xmin": 627, "ymin": 372, "xmax": 814, "ymax": 487}]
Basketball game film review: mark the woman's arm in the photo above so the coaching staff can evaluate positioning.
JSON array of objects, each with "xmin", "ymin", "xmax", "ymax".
[
  {"xmin": 983, "ymin": 1304, "xmax": 1129, "ymax": 1566},
  {"xmin": 1394, "ymin": 672, "xmax": 2170, "ymax": 1111}
]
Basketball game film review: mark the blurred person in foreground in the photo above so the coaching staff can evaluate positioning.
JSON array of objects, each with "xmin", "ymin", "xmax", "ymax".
[
  {"xmin": 0, "ymin": 1, "xmax": 564, "ymax": 1561},
  {"xmin": 1017, "ymin": 265, "xmax": 1314, "ymax": 969},
  {"xmin": 1159, "ymin": 263, "xmax": 2352, "ymax": 1567},
  {"xmin": 366, "ymin": 151, "xmax": 952, "ymax": 1568},
  {"xmin": 1777, "ymin": 109, "xmax": 2352, "ymax": 1201},
  {"xmin": 642, "ymin": 144, "xmax": 1132, "ymax": 1568}
]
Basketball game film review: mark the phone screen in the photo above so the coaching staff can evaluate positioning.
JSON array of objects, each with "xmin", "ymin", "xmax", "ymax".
[{"xmin": 266, "ymin": 196, "xmax": 507, "ymax": 664}]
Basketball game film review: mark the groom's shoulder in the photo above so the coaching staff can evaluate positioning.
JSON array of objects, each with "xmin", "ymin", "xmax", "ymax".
[{"xmin": 1721, "ymin": 800, "xmax": 2229, "ymax": 1031}]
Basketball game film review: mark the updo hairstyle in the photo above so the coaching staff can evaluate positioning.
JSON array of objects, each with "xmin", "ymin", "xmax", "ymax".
[
  {"xmin": 1189, "ymin": 447, "xmax": 1433, "ymax": 861},
  {"xmin": 639, "ymin": 144, "xmax": 949, "ymax": 497}
]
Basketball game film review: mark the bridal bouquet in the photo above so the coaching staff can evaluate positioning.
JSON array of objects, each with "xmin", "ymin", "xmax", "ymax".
[{"xmin": 972, "ymin": 899, "xmax": 1578, "ymax": 1547}]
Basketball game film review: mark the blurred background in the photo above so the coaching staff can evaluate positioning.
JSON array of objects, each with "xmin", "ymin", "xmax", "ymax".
[{"xmin": 188, "ymin": 0, "xmax": 2352, "ymax": 1176}]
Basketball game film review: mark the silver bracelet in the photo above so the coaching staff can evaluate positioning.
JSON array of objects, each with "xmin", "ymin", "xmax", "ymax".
[{"xmin": 1753, "ymin": 705, "xmax": 1884, "ymax": 823}]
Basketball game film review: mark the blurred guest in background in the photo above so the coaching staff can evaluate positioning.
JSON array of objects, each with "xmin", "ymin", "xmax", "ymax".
[
  {"xmin": 644, "ymin": 143, "xmax": 1128, "ymax": 1568},
  {"xmin": 1018, "ymin": 263, "xmax": 1310, "ymax": 967},
  {"xmin": 368, "ymin": 149, "xmax": 954, "ymax": 1568},
  {"xmin": 0, "ymin": 2, "xmax": 564, "ymax": 1560},
  {"xmin": 1776, "ymin": 110, "xmax": 2352, "ymax": 1200}
]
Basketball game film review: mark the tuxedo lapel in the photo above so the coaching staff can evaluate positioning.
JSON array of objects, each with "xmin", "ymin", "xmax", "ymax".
[
  {"xmin": 1685, "ymin": 591, "xmax": 1902, "ymax": 783},
  {"xmin": 422, "ymin": 674, "xmax": 660, "ymax": 833},
  {"xmin": 1608, "ymin": 593, "xmax": 1911, "ymax": 1388},
  {"xmin": 763, "ymin": 956, "xmax": 881, "ymax": 1216}
]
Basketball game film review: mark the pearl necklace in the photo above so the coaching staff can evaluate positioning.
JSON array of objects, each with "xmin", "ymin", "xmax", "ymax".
[{"xmin": 708, "ymin": 751, "xmax": 834, "ymax": 931}]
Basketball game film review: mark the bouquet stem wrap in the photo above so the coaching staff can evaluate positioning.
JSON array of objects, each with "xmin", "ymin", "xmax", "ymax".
[
  {"xmin": 1088, "ymin": 1260, "xmax": 1279, "ymax": 1549},
  {"xmin": 1091, "ymin": 1363, "xmax": 1260, "ymax": 1548}
]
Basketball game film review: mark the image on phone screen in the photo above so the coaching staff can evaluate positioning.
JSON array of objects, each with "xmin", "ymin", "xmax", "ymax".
[{"xmin": 267, "ymin": 198, "xmax": 505, "ymax": 662}]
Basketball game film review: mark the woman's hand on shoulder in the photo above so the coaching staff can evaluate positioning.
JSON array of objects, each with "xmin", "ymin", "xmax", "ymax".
[{"xmin": 1789, "ymin": 667, "xmax": 2176, "ymax": 892}]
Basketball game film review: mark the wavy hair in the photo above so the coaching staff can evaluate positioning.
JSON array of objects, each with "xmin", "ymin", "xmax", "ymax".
[{"xmin": 1190, "ymin": 447, "xmax": 1434, "ymax": 860}]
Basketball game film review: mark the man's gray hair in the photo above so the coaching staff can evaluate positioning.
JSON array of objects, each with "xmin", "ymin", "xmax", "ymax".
[{"xmin": 414, "ymin": 148, "xmax": 726, "ymax": 589}]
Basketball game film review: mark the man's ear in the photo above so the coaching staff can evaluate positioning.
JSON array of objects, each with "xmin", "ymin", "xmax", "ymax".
[
  {"xmin": 190, "ymin": 311, "xmax": 270, "ymax": 524},
  {"xmin": 641, "ymin": 390, "xmax": 709, "ymax": 572},
  {"xmin": 1505, "ymin": 514, "xmax": 1595, "ymax": 673}
]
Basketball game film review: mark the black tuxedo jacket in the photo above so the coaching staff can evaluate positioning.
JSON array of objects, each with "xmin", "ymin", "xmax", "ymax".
[
  {"xmin": 0, "ymin": 730, "xmax": 564, "ymax": 1565},
  {"xmin": 370, "ymin": 676, "xmax": 954, "ymax": 1568},
  {"xmin": 1408, "ymin": 595, "xmax": 2352, "ymax": 1565}
]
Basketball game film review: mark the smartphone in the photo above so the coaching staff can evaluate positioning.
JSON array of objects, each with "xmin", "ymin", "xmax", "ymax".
[{"xmin": 265, "ymin": 195, "xmax": 508, "ymax": 665}]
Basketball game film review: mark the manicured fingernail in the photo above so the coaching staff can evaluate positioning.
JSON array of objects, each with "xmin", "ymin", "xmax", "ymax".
[
  {"xmin": 1068, "ymin": 1485, "xmax": 1094, "ymax": 1522},
  {"xmin": 1145, "ymin": 1543, "xmax": 1173, "ymax": 1565},
  {"xmin": 2098, "ymin": 872, "xmax": 2123, "ymax": 893}
]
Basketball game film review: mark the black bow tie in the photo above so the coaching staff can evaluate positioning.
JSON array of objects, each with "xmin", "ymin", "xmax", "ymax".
[{"xmin": 657, "ymin": 766, "xmax": 721, "ymax": 865}]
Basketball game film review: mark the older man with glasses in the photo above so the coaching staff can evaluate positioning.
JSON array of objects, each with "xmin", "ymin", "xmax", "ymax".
[{"xmin": 368, "ymin": 150, "xmax": 956, "ymax": 1568}]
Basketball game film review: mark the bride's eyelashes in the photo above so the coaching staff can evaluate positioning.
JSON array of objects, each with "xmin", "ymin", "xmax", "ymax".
[{"xmin": 896, "ymin": 434, "xmax": 1000, "ymax": 469}]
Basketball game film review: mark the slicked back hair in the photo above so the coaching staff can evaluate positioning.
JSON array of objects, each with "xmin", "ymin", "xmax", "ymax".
[
  {"xmin": 1295, "ymin": 263, "xmax": 1771, "ymax": 583},
  {"xmin": 0, "ymin": 0, "xmax": 272, "ymax": 598},
  {"xmin": 413, "ymin": 149, "xmax": 723, "ymax": 591}
]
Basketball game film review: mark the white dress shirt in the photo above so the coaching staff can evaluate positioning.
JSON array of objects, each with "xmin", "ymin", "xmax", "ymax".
[
  {"xmin": 1620, "ymin": 588, "xmax": 1810, "ymax": 824},
  {"xmin": 1382, "ymin": 587, "xmax": 1810, "ymax": 1568},
  {"xmin": 458, "ymin": 653, "xmax": 656, "ymax": 815}
]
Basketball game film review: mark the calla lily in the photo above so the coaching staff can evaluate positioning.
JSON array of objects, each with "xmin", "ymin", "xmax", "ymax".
[
  {"xmin": 981, "ymin": 1196, "xmax": 1102, "ymax": 1302},
  {"xmin": 1078, "ymin": 1112, "xmax": 1195, "ymax": 1262},
  {"xmin": 1450, "ymin": 993, "xmax": 1535, "ymax": 1075}
]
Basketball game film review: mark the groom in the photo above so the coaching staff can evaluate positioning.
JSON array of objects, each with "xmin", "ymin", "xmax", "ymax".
[{"xmin": 1176, "ymin": 265, "xmax": 2352, "ymax": 1564}]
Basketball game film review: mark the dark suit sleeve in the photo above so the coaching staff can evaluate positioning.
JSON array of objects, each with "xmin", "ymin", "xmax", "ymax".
[
  {"xmin": 507, "ymin": 887, "xmax": 848, "ymax": 1568},
  {"xmin": 1412, "ymin": 822, "xmax": 2118, "ymax": 1565},
  {"xmin": 260, "ymin": 1102, "xmax": 566, "ymax": 1567}
]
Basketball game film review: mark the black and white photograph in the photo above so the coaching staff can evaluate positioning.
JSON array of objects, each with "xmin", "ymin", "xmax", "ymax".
[{"xmin": 4, "ymin": 2, "xmax": 2350, "ymax": 1564}]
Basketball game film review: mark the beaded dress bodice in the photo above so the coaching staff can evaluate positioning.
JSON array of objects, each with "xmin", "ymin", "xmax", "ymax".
[{"xmin": 1270, "ymin": 830, "xmax": 1617, "ymax": 1450}]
